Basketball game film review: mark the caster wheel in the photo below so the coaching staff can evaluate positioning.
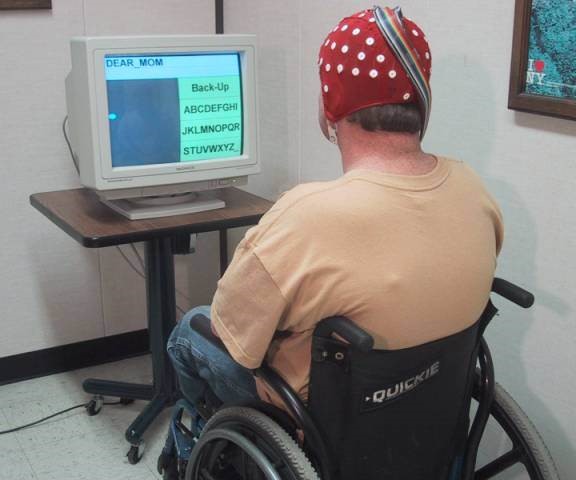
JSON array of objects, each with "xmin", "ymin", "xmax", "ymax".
[
  {"xmin": 85, "ymin": 396, "xmax": 103, "ymax": 416},
  {"xmin": 127, "ymin": 443, "xmax": 145, "ymax": 464},
  {"xmin": 157, "ymin": 451, "xmax": 178, "ymax": 479}
]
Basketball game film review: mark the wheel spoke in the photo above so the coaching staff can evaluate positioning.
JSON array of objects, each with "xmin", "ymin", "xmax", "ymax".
[
  {"xmin": 475, "ymin": 448, "xmax": 523, "ymax": 479},
  {"xmin": 199, "ymin": 467, "xmax": 217, "ymax": 480}
]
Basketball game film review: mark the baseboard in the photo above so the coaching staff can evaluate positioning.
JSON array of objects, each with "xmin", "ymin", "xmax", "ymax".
[{"xmin": 0, "ymin": 329, "xmax": 150, "ymax": 386}]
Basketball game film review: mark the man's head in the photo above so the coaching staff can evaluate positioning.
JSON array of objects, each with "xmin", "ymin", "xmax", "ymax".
[{"xmin": 317, "ymin": 7, "xmax": 432, "ymax": 141}]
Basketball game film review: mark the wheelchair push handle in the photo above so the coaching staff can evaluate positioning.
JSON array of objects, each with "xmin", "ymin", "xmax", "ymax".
[
  {"xmin": 314, "ymin": 316, "xmax": 375, "ymax": 352},
  {"xmin": 492, "ymin": 278, "xmax": 534, "ymax": 308}
]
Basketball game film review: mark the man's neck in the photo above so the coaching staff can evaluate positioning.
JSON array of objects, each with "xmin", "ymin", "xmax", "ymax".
[{"xmin": 337, "ymin": 123, "xmax": 437, "ymax": 176}]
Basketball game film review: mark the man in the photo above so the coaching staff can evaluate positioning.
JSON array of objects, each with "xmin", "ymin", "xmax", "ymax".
[{"xmin": 168, "ymin": 6, "xmax": 503, "ymax": 410}]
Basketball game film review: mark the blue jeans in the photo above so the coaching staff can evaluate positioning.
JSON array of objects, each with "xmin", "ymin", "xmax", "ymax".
[{"xmin": 167, "ymin": 306, "xmax": 259, "ymax": 406}]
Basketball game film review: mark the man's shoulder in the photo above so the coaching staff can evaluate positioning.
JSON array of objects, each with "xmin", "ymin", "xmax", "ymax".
[
  {"xmin": 445, "ymin": 158, "xmax": 501, "ymax": 200},
  {"xmin": 444, "ymin": 157, "xmax": 485, "ymax": 184},
  {"xmin": 275, "ymin": 179, "xmax": 347, "ymax": 211},
  {"xmin": 243, "ymin": 179, "xmax": 349, "ymax": 247}
]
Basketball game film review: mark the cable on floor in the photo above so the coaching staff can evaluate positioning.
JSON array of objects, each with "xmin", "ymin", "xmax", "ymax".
[{"xmin": 0, "ymin": 400, "xmax": 124, "ymax": 435}]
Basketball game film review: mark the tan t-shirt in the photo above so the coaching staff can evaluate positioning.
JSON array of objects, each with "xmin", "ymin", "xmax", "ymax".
[{"xmin": 211, "ymin": 157, "xmax": 503, "ymax": 404}]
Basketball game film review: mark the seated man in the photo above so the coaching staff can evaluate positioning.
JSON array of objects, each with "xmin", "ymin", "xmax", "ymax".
[{"xmin": 168, "ymin": 6, "xmax": 503, "ymax": 410}]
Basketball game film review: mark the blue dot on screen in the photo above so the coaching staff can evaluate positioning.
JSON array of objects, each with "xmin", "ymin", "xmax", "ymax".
[{"xmin": 108, "ymin": 113, "xmax": 118, "ymax": 120}]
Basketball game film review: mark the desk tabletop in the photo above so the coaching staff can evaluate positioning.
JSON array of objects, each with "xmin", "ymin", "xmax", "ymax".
[{"xmin": 30, "ymin": 188, "xmax": 273, "ymax": 248}]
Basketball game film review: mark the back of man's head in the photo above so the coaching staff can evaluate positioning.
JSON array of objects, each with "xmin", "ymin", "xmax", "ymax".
[{"xmin": 318, "ymin": 7, "xmax": 432, "ymax": 137}]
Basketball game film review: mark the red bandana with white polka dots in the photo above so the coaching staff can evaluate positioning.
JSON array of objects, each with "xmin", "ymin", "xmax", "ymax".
[{"xmin": 318, "ymin": 8, "xmax": 432, "ymax": 123}]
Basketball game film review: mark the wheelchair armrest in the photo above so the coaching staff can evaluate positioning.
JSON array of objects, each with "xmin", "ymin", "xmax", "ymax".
[
  {"xmin": 314, "ymin": 316, "xmax": 374, "ymax": 352},
  {"xmin": 189, "ymin": 313, "xmax": 229, "ymax": 352},
  {"xmin": 492, "ymin": 278, "xmax": 534, "ymax": 308}
]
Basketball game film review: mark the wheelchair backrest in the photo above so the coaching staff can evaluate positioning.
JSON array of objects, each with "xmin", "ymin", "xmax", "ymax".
[{"xmin": 307, "ymin": 319, "xmax": 481, "ymax": 480}]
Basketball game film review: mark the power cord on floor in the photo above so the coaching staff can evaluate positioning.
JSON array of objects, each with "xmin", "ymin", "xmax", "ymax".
[{"xmin": 0, "ymin": 399, "xmax": 127, "ymax": 435}]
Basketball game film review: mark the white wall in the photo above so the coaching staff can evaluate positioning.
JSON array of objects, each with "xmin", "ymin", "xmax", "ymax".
[{"xmin": 1, "ymin": 0, "xmax": 574, "ymax": 477}]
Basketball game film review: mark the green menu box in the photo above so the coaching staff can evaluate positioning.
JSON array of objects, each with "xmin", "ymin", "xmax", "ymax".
[{"xmin": 177, "ymin": 74, "xmax": 243, "ymax": 161}]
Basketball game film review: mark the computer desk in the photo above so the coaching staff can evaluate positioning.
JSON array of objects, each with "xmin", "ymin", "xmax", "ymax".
[{"xmin": 29, "ymin": 187, "xmax": 272, "ymax": 461}]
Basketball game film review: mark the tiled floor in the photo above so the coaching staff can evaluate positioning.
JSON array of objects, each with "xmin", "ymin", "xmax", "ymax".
[
  {"xmin": 0, "ymin": 356, "xmax": 535, "ymax": 480},
  {"xmin": 0, "ymin": 355, "xmax": 169, "ymax": 480}
]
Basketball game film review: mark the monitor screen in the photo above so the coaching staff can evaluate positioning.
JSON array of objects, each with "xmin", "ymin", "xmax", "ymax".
[{"xmin": 104, "ymin": 52, "xmax": 243, "ymax": 168}]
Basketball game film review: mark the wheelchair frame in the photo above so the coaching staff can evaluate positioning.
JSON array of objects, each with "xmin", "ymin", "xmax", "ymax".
[{"xmin": 161, "ymin": 278, "xmax": 559, "ymax": 480}]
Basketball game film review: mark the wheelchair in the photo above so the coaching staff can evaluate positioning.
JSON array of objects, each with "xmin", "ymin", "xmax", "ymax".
[{"xmin": 157, "ymin": 278, "xmax": 560, "ymax": 480}]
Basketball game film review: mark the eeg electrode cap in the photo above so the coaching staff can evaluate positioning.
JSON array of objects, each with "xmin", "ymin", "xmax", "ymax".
[{"xmin": 318, "ymin": 7, "xmax": 432, "ymax": 136}]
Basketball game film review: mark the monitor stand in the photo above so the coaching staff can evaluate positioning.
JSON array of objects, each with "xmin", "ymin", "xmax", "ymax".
[{"xmin": 101, "ymin": 191, "xmax": 226, "ymax": 220}]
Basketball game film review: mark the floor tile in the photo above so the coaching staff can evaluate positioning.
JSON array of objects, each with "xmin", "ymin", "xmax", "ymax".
[
  {"xmin": 0, "ymin": 447, "xmax": 37, "ymax": 480},
  {"xmin": 25, "ymin": 427, "xmax": 158, "ymax": 480},
  {"xmin": 0, "ymin": 371, "xmax": 85, "ymax": 409},
  {"xmin": 0, "ymin": 356, "xmax": 170, "ymax": 479},
  {"xmin": 2, "ymin": 395, "xmax": 152, "ymax": 450},
  {"xmin": 0, "ymin": 408, "xmax": 22, "ymax": 454}
]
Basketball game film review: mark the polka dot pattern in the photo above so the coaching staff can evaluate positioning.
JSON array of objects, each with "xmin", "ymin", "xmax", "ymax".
[{"xmin": 318, "ymin": 7, "xmax": 432, "ymax": 122}]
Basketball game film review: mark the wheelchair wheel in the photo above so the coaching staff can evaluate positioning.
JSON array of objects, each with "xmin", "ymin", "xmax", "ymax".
[
  {"xmin": 474, "ymin": 383, "xmax": 560, "ymax": 479},
  {"xmin": 185, "ymin": 406, "xmax": 320, "ymax": 480}
]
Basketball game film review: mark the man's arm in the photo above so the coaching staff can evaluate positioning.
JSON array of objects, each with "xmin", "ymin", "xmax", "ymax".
[{"xmin": 210, "ymin": 246, "xmax": 287, "ymax": 370}]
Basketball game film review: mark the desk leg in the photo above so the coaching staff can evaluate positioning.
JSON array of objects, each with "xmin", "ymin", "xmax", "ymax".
[
  {"xmin": 124, "ymin": 237, "xmax": 180, "ymax": 447},
  {"xmin": 219, "ymin": 228, "xmax": 228, "ymax": 276},
  {"xmin": 82, "ymin": 237, "xmax": 180, "ymax": 462}
]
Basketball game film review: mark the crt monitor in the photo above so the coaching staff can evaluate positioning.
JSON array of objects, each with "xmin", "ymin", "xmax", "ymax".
[{"xmin": 65, "ymin": 35, "xmax": 259, "ymax": 219}]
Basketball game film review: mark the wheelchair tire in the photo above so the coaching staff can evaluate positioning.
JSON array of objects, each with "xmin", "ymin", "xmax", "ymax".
[
  {"xmin": 475, "ymin": 383, "xmax": 560, "ymax": 480},
  {"xmin": 185, "ymin": 406, "xmax": 320, "ymax": 480}
]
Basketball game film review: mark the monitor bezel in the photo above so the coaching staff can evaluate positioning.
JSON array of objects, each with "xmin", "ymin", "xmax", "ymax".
[{"xmin": 86, "ymin": 36, "xmax": 258, "ymax": 184}]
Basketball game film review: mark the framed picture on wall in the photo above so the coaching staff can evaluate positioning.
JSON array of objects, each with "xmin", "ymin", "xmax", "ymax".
[
  {"xmin": 508, "ymin": 0, "xmax": 576, "ymax": 120},
  {"xmin": 0, "ymin": 0, "xmax": 51, "ymax": 9}
]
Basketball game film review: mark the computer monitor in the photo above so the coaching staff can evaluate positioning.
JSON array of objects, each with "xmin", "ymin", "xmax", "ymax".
[{"xmin": 65, "ymin": 35, "xmax": 259, "ymax": 219}]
